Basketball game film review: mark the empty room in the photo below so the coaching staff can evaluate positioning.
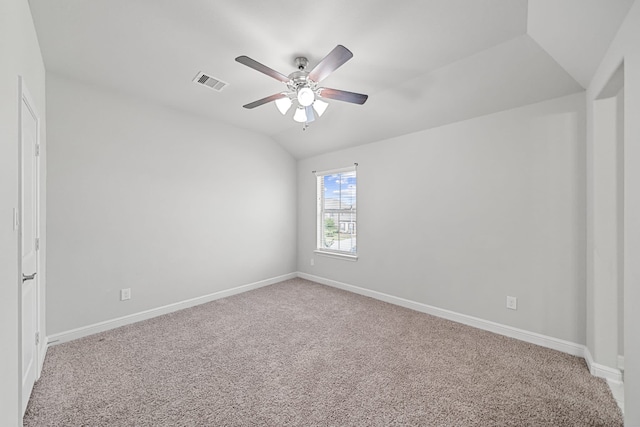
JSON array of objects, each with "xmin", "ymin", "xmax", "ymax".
[{"xmin": 2, "ymin": 0, "xmax": 640, "ymax": 425}]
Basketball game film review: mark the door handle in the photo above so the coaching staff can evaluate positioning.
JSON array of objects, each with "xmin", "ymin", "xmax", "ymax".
[{"xmin": 22, "ymin": 272, "xmax": 36, "ymax": 283}]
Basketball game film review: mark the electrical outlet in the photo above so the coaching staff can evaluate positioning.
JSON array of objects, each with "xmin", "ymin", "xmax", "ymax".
[
  {"xmin": 506, "ymin": 296, "xmax": 517, "ymax": 310},
  {"xmin": 120, "ymin": 288, "xmax": 131, "ymax": 301},
  {"xmin": 310, "ymin": 258, "xmax": 315, "ymax": 266}
]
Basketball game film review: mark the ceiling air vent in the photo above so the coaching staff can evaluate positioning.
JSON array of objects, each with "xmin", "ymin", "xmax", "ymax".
[{"xmin": 193, "ymin": 72, "xmax": 228, "ymax": 92}]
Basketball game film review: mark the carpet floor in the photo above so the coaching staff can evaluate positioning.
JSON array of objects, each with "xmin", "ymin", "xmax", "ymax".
[{"xmin": 24, "ymin": 278, "xmax": 622, "ymax": 426}]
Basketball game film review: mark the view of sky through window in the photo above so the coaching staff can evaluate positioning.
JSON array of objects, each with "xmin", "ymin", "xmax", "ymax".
[{"xmin": 323, "ymin": 172, "xmax": 356, "ymax": 208}]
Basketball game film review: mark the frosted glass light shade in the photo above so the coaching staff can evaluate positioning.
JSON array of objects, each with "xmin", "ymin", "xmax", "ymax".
[
  {"xmin": 293, "ymin": 107, "xmax": 307, "ymax": 123},
  {"xmin": 305, "ymin": 106, "xmax": 315, "ymax": 122},
  {"xmin": 275, "ymin": 97, "xmax": 292, "ymax": 115},
  {"xmin": 313, "ymin": 99, "xmax": 328, "ymax": 117},
  {"xmin": 297, "ymin": 87, "xmax": 314, "ymax": 107}
]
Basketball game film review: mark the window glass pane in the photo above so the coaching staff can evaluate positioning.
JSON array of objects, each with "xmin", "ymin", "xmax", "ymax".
[
  {"xmin": 318, "ymin": 169, "xmax": 357, "ymax": 255},
  {"xmin": 322, "ymin": 213, "xmax": 337, "ymax": 249},
  {"xmin": 323, "ymin": 174, "xmax": 338, "ymax": 207},
  {"xmin": 340, "ymin": 171, "xmax": 356, "ymax": 209}
]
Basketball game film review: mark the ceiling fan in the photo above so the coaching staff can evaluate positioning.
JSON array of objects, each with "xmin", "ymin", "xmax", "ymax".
[{"xmin": 235, "ymin": 45, "xmax": 368, "ymax": 128}]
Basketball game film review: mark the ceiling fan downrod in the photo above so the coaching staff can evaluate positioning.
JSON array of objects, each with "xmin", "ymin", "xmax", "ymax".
[{"xmin": 295, "ymin": 57, "xmax": 308, "ymax": 71}]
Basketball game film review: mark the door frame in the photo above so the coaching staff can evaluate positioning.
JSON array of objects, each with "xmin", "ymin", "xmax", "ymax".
[{"xmin": 18, "ymin": 75, "xmax": 42, "ymax": 415}]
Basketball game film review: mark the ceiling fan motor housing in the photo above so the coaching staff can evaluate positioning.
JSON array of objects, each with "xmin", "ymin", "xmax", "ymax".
[
  {"xmin": 295, "ymin": 57, "xmax": 309, "ymax": 71},
  {"xmin": 288, "ymin": 68, "xmax": 317, "ymax": 102}
]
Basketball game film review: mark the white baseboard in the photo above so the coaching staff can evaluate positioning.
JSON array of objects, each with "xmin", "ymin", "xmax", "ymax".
[
  {"xmin": 47, "ymin": 272, "xmax": 297, "ymax": 346},
  {"xmin": 583, "ymin": 348, "xmax": 624, "ymax": 383},
  {"xmin": 298, "ymin": 272, "xmax": 585, "ymax": 357}
]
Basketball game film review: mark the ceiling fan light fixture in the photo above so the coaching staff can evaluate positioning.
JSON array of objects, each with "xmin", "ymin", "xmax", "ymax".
[
  {"xmin": 275, "ymin": 96, "xmax": 292, "ymax": 115},
  {"xmin": 297, "ymin": 87, "xmax": 315, "ymax": 107},
  {"xmin": 293, "ymin": 107, "xmax": 307, "ymax": 123},
  {"xmin": 313, "ymin": 99, "xmax": 328, "ymax": 117}
]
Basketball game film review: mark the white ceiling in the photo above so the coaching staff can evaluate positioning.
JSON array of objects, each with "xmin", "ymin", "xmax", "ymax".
[{"xmin": 29, "ymin": 0, "xmax": 634, "ymax": 159}]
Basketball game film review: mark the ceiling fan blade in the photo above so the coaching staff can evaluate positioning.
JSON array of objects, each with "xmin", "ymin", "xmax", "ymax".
[
  {"xmin": 243, "ymin": 93, "xmax": 287, "ymax": 109},
  {"xmin": 308, "ymin": 45, "xmax": 353, "ymax": 83},
  {"xmin": 319, "ymin": 88, "xmax": 368, "ymax": 105},
  {"xmin": 235, "ymin": 56, "xmax": 290, "ymax": 83}
]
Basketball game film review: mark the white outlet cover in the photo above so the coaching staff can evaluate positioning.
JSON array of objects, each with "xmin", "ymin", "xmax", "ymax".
[
  {"xmin": 506, "ymin": 296, "xmax": 517, "ymax": 310},
  {"xmin": 120, "ymin": 288, "xmax": 131, "ymax": 301}
]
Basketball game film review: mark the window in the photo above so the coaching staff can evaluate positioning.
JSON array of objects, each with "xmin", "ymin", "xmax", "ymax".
[{"xmin": 316, "ymin": 165, "xmax": 357, "ymax": 258}]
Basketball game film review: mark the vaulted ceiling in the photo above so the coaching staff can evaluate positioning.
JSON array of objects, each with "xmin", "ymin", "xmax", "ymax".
[{"xmin": 29, "ymin": 0, "xmax": 634, "ymax": 159}]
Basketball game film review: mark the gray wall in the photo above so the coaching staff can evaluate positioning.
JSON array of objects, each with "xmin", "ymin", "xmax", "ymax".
[
  {"xmin": 46, "ymin": 74, "xmax": 297, "ymax": 335},
  {"xmin": 0, "ymin": 0, "xmax": 47, "ymax": 423},
  {"xmin": 298, "ymin": 93, "xmax": 586, "ymax": 345}
]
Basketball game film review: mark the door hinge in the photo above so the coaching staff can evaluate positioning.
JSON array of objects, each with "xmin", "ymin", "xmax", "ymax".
[
  {"xmin": 35, "ymin": 237, "xmax": 40, "ymax": 251},
  {"xmin": 35, "ymin": 332, "xmax": 40, "ymax": 346},
  {"xmin": 35, "ymin": 144, "xmax": 40, "ymax": 157}
]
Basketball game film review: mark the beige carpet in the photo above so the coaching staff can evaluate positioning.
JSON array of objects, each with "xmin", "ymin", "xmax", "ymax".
[{"xmin": 24, "ymin": 278, "xmax": 622, "ymax": 426}]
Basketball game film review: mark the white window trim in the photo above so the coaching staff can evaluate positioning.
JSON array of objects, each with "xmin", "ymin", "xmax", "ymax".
[
  {"xmin": 315, "ymin": 164, "xmax": 358, "ymax": 260},
  {"xmin": 314, "ymin": 249, "xmax": 358, "ymax": 261},
  {"xmin": 315, "ymin": 165, "xmax": 356, "ymax": 176}
]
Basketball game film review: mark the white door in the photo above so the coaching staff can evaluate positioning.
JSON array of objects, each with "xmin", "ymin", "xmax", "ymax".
[{"xmin": 20, "ymin": 78, "xmax": 40, "ymax": 416}]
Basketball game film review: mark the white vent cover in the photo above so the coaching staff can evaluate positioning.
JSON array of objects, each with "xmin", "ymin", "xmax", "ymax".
[{"xmin": 193, "ymin": 72, "xmax": 228, "ymax": 92}]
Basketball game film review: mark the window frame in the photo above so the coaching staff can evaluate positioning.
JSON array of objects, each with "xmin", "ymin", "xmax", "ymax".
[{"xmin": 314, "ymin": 165, "xmax": 358, "ymax": 261}]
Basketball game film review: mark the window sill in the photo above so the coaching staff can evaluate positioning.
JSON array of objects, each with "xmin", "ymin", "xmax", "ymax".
[{"xmin": 314, "ymin": 250, "xmax": 358, "ymax": 261}]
